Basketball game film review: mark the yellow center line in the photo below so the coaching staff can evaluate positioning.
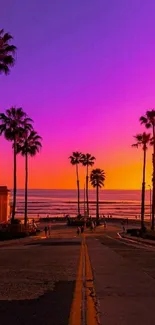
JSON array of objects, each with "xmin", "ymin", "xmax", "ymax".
[
  {"xmin": 85, "ymin": 243, "xmax": 99, "ymax": 325},
  {"xmin": 69, "ymin": 235, "xmax": 99, "ymax": 325},
  {"xmin": 69, "ymin": 239, "xmax": 84, "ymax": 325}
]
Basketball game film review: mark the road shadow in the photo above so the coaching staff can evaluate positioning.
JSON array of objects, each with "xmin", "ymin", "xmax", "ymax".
[
  {"xmin": 26, "ymin": 241, "xmax": 81, "ymax": 246},
  {"xmin": 0, "ymin": 280, "xmax": 75, "ymax": 325}
]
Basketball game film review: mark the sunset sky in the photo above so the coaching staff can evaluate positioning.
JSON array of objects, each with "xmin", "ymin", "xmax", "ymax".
[{"xmin": 0, "ymin": 0, "xmax": 155, "ymax": 189}]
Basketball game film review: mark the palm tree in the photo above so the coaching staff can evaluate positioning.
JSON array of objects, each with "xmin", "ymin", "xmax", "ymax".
[
  {"xmin": 0, "ymin": 107, "xmax": 33, "ymax": 222},
  {"xmin": 17, "ymin": 130, "xmax": 42, "ymax": 226},
  {"xmin": 140, "ymin": 110, "xmax": 155, "ymax": 229},
  {"xmin": 69, "ymin": 152, "xmax": 82, "ymax": 215},
  {"xmin": 90, "ymin": 168, "xmax": 105, "ymax": 222},
  {"xmin": 132, "ymin": 132, "xmax": 151, "ymax": 230},
  {"xmin": 0, "ymin": 29, "xmax": 16, "ymax": 75},
  {"xmin": 81, "ymin": 153, "xmax": 95, "ymax": 217}
]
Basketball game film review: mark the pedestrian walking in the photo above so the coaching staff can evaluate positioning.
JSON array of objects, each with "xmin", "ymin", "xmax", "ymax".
[
  {"xmin": 81, "ymin": 225, "xmax": 84, "ymax": 234},
  {"xmin": 91, "ymin": 222, "xmax": 94, "ymax": 231}
]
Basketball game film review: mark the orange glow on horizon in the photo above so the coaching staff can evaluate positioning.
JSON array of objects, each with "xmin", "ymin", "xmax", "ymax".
[{"xmin": 0, "ymin": 149, "xmax": 153, "ymax": 190}]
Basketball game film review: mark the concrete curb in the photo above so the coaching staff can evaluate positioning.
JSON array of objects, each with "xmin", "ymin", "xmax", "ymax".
[{"xmin": 120, "ymin": 232, "xmax": 155, "ymax": 246}]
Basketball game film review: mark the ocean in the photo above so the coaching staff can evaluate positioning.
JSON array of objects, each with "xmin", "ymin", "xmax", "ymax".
[{"xmin": 10, "ymin": 189, "xmax": 152, "ymax": 220}]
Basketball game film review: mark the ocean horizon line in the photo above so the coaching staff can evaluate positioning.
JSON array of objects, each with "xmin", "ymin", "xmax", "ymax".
[{"xmin": 9, "ymin": 188, "xmax": 144, "ymax": 191}]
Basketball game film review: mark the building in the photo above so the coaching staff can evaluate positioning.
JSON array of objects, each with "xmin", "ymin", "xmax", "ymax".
[{"xmin": 0, "ymin": 186, "xmax": 10, "ymax": 223}]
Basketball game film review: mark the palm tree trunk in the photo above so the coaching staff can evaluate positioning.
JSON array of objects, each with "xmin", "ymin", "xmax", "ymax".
[
  {"xmin": 84, "ymin": 184, "xmax": 86, "ymax": 216},
  {"xmin": 76, "ymin": 164, "xmax": 80, "ymax": 215},
  {"xmin": 24, "ymin": 153, "xmax": 28, "ymax": 227},
  {"xmin": 96, "ymin": 184, "xmax": 99, "ymax": 221},
  {"xmin": 12, "ymin": 140, "xmax": 17, "ymax": 222},
  {"xmin": 141, "ymin": 147, "xmax": 146, "ymax": 230},
  {"xmin": 152, "ymin": 125, "xmax": 155, "ymax": 230},
  {"xmin": 86, "ymin": 165, "xmax": 89, "ymax": 217}
]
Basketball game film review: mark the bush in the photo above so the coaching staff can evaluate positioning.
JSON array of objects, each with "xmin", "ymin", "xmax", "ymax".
[
  {"xmin": 127, "ymin": 228, "xmax": 141, "ymax": 236},
  {"xmin": 67, "ymin": 219, "xmax": 85, "ymax": 227},
  {"xmin": 11, "ymin": 219, "xmax": 21, "ymax": 224},
  {"xmin": 67, "ymin": 218, "xmax": 99, "ymax": 227},
  {"xmin": 0, "ymin": 222, "xmax": 38, "ymax": 241},
  {"xmin": 0, "ymin": 231, "xmax": 27, "ymax": 241},
  {"xmin": 144, "ymin": 231, "xmax": 155, "ymax": 240}
]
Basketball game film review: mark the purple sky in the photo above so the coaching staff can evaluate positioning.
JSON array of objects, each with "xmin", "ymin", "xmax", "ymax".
[{"xmin": 1, "ymin": 0, "xmax": 155, "ymax": 189}]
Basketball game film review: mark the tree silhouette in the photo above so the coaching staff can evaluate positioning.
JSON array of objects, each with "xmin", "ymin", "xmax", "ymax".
[
  {"xmin": 0, "ymin": 107, "xmax": 33, "ymax": 222},
  {"xmin": 0, "ymin": 29, "xmax": 16, "ymax": 75},
  {"xmin": 140, "ymin": 109, "xmax": 155, "ymax": 229},
  {"xmin": 81, "ymin": 153, "xmax": 95, "ymax": 217},
  {"xmin": 90, "ymin": 168, "xmax": 105, "ymax": 221},
  {"xmin": 132, "ymin": 132, "xmax": 151, "ymax": 230},
  {"xmin": 17, "ymin": 130, "xmax": 42, "ymax": 226},
  {"xmin": 69, "ymin": 152, "xmax": 82, "ymax": 215}
]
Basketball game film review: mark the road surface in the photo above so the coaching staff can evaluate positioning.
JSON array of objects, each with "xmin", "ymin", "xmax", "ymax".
[{"xmin": 0, "ymin": 223, "xmax": 155, "ymax": 324}]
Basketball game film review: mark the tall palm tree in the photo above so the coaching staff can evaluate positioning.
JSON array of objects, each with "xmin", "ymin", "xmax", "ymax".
[
  {"xmin": 132, "ymin": 132, "xmax": 151, "ymax": 230},
  {"xmin": 81, "ymin": 153, "xmax": 95, "ymax": 217},
  {"xmin": 69, "ymin": 152, "xmax": 82, "ymax": 215},
  {"xmin": 0, "ymin": 29, "xmax": 16, "ymax": 75},
  {"xmin": 0, "ymin": 107, "xmax": 33, "ymax": 222},
  {"xmin": 17, "ymin": 130, "xmax": 42, "ymax": 226},
  {"xmin": 90, "ymin": 168, "xmax": 105, "ymax": 222},
  {"xmin": 140, "ymin": 110, "xmax": 155, "ymax": 229}
]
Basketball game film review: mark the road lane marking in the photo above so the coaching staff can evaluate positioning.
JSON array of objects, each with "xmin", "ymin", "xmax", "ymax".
[
  {"xmin": 85, "ymin": 243, "xmax": 100, "ymax": 325},
  {"xmin": 117, "ymin": 232, "xmax": 122, "ymax": 238},
  {"xmin": 82, "ymin": 240, "xmax": 86, "ymax": 325},
  {"xmin": 69, "ymin": 237, "xmax": 99, "ymax": 325},
  {"xmin": 69, "ymin": 241, "xmax": 83, "ymax": 325}
]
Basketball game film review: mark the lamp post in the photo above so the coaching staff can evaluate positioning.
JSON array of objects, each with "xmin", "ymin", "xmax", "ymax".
[{"xmin": 148, "ymin": 185, "xmax": 152, "ymax": 223}]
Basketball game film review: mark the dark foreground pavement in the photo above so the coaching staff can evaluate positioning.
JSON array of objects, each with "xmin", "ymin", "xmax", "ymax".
[
  {"xmin": 0, "ymin": 281, "xmax": 74, "ymax": 325},
  {"xmin": 0, "ymin": 231, "xmax": 81, "ymax": 325}
]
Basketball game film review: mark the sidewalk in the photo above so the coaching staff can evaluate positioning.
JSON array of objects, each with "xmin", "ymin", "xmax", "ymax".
[
  {"xmin": 87, "ymin": 237, "xmax": 155, "ymax": 325},
  {"xmin": 121, "ymin": 232, "xmax": 155, "ymax": 246}
]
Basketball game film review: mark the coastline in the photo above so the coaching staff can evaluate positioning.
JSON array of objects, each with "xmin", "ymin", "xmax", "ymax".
[{"xmin": 9, "ymin": 189, "xmax": 152, "ymax": 219}]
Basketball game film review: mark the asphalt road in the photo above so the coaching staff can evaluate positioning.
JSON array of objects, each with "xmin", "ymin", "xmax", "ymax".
[
  {"xmin": 87, "ymin": 225, "xmax": 155, "ymax": 325},
  {"xmin": 1, "ymin": 223, "xmax": 155, "ymax": 324},
  {"xmin": 0, "ymin": 224, "xmax": 81, "ymax": 325}
]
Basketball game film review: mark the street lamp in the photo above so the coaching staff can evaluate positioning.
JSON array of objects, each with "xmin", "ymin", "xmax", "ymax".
[{"xmin": 148, "ymin": 185, "xmax": 152, "ymax": 222}]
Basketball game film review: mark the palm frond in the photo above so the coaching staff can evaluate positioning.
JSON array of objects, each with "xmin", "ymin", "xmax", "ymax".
[
  {"xmin": 18, "ymin": 129, "xmax": 42, "ymax": 157},
  {"xmin": 0, "ymin": 29, "xmax": 16, "ymax": 75},
  {"xmin": 2, "ymin": 32, "xmax": 13, "ymax": 43},
  {"xmin": 0, "ymin": 29, "xmax": 4, "ymax": 36},
  {"xmin": 80, "ymin": 153, "xmax": 96, "ymax": 166},
  {"xmin": 0, "ymin": 63, "xmax": 9, "ymax": 74},
  {"xmin": 69, "ymin": 151, "xmax": 82, "ymax": 165},
  {"xmin": 146, "ymin": 123, "xmax": 152, "ymax": 128},
  {"xmin": 132, "ymin": 143, "xmax": 139, "ymax": 148},
  {"xmin": 140, "ymin": 116, "xmax": 147, "ymax": 124},
  {"xmin": 0, "ymin": 108, "xmax": 34, "ymax": 144},
  {"xmin": 132, "ymin": 132, "xmax": 151, "ymax": 149},
  {"xmin": 2, "ymin": 55, "xmax": 15, "ymax": 66},
  {"xmin": 3, "ymin": 44, "xmax": 16, "ymax": 53},
  {"xmin": 90, "ymin": 168, "xmax": 105, "ymax": 188}
]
